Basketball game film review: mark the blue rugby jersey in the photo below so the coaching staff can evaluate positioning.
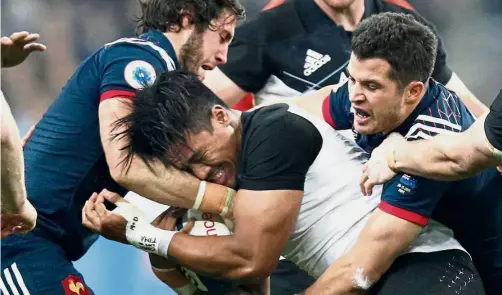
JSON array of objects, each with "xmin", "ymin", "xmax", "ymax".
[{"xmin": 23, "ymin": 29, "xmax": 177, "ymax": 261}]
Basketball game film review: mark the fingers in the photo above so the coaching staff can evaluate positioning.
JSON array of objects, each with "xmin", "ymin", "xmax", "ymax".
[
  {"xmin": 24, "ymin": 43, "xmax": 47, "ymax": 53},
  {"xmin": 9, "ymin": 31, "xmax": 30, "ymax": 43},
  {"xmin": 363, "ymin": 179, "xmax": 374, "ymax": 197},
  {"xmin": 360, "ymin": 173, "xmax": 369, "ymax": 196},
  {"xmin": 83, "ymin": 193, "xmax": 102, "ymax": 232},
  {"xmin": 20, "ymin": 33, "xmax": 40, "ymax": 44},
  {"xmin": 180, "ymin": 218, "xmax": 195, "ymax": 234},
  {"xmin": 1, "ymin": 36, "xmax": 13, "ymax": 46},
  {"xmin": 94, "ymin": 193, "xmax": 107, "ymax": 217},
  {"xmin": 100, "ymin": 189, "xmax": 126, "ymax": 204}
]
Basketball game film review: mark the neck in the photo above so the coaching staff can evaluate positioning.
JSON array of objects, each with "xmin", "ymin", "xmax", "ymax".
[
  {"xmin": 314, "ymin": 0, "xmax": 365, "ymax": 31},
  {"xmin": 163, "ymin": 30, "xmax": 193, "ymax": 61},
  {"xmin": 382, "ymin": 93, "xmax": 425, "ymax": 135}
]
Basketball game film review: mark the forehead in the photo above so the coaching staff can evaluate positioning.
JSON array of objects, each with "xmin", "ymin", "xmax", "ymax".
[
  {"xmin": 348, "ymin": 53, "xmax": 392, "ymax": 81},
  {"xmin": 212, "ymin": 10, "xmax": 237, "ymax": 31}
]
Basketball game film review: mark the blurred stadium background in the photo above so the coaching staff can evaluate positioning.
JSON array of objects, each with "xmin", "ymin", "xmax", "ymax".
[{"xmin": 1, "ymin": 0, "xmax": 501, "ymax": 294}]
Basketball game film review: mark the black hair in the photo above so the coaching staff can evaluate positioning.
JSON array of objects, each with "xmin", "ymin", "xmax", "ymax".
[
  {"xmin": 112, "ymin": 70, "xmax": 229, "ymax": 172},
  {"xmin": 135, "ymin": 0, "xmax": 245, "ymax": 35},
  {"xmin": 351, "ymin": 12, "xmax": 438, "ymax": 88}
]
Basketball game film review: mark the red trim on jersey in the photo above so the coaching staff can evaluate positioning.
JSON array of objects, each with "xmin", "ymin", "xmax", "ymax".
[
  {"xmin": 100, "ymin": 90, "xmax": 136, "ymax": 102},
  {"xmin": 263, "ymin": 0, "xmax": 286, "ymax": 11},
  {"xmin": 232, "ymin": 93, "xmax": 255, "ymax": 111},
  {"xmin": 322, "ymin": 95, "xmax": 336, "ymax": 128},
  {"xmin": 378, "ymin": 201, "xmax": 428, "ymax": 226},
  {"xmin": 384, "ymin": 0, "xmax": 415, "ymax": 10}
]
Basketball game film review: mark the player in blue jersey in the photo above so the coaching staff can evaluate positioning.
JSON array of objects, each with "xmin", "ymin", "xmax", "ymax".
[
  {"xmin": 360, "ymin": 90, "xmax": 502, "ymax": 184},
  {"xmin": 287, "ymin": 12, "xmax": 501, "ymax": 294},
  {"xmin": 0, "ymin": 1, "xmax": 246, "ymax": 294}
]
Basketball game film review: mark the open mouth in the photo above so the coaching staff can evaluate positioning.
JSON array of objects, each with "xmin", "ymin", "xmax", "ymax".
[
  {"xmin": 354, "ymin": 107, "xmax": 371, "ymax": 120},
  {"xmin": 208, "ymin": 166, "xmax": 226, "ymax": 185}
]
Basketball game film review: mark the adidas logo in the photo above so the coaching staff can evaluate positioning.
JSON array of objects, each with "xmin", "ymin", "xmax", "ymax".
[{"xmin": 303, "ymin": 49, "xmax": 331, "ymax": 76}]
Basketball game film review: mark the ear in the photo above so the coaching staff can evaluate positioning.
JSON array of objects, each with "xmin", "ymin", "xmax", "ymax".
[
  {"xmin": 403, "ymin": 81, "xmax": 425, "ymax": 105},
  {"xmin": 181, "ymin": 11, "xmax": 195, "ymax": 31},
  {"xmin": 211, "ymin": 105, "xmax": 230, "ymax": 127}
]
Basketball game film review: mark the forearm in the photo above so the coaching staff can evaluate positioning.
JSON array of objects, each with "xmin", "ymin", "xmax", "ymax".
[
  {"xmin": 168, "ymin": 234, "xmax": 258, "ymax": 280},
  {"xmin": 391, "ymin": 134, "xmax": 470, "ymax": 180},
  {"xmin": 1, "ymin": 93, "xmax": 27, "ymax": 213}
]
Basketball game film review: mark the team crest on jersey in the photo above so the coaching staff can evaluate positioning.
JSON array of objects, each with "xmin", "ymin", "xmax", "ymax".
[
  {"xmin": 397, "ymin": 174, "xmax": 418, "ymax": 195},
  {"xmin": 124, "ymin": 60, "xmax": 156, "ymax": 89},
  {"xmin": 61, "ymin": 275, "xmax": 90, "ymax": 295}
]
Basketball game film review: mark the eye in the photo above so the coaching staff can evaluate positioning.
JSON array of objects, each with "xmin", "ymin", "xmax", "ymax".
[
  {"xmin": 349, "ymin": 76, "xmax": 356, "ymax": 84},
  {"xmin": 366, "ymin": 84, "xmax": 378, "ymax": 91}
]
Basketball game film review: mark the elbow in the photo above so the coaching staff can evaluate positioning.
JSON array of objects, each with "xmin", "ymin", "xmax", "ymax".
[{"xmin": 223, "ymin": 256, "xmax": 276, "ymax": 281}]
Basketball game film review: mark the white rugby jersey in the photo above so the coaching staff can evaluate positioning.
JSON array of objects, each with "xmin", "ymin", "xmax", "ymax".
[{"xmin": 282, "ymin": 105, "xmax": 465, "ymax": 278}]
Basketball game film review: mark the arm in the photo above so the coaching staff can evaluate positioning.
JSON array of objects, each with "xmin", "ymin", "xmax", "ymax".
[
  {"xmin": 0, "ymin": 91, "xmax": 37, "ymax": 237},
  {"xmin": 167, "ymin": 188, "xmax": 303, "ymax": 280},
  {"xmin": 99, "ymin": 98, "xmax": 233, "ymax": 214},
  {"xmin": 390, "ymin": 116, "xmax": 500, "ymax": 180},
  {"xmin": 1, "ymin": 91, "xmax": 27, "ymax": 212},
  {"xmin": 303, "ymin": 209, "xmax": 422, "ymax": 295},
  {"xmin": 445, "ymin": 73, "xmax": 488, "ymax": 117},
  {"xmin": 203, "ymin": 67, "xmax": 248, "ymax": 107}
]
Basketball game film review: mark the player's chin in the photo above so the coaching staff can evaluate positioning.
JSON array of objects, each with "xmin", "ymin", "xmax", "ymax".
[{"xmin": 353, "ymin": 123, "xmax": 376, "ymax": 135}]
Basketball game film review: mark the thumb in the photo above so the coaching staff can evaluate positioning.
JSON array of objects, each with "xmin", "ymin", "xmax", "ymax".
[
  {"xmin": 101, "ymin": 189, "xmax": 126, "ymax": 204},
  {"xmin": 180, "ymin": 218, "xmax": 195, "ymax": 234}
]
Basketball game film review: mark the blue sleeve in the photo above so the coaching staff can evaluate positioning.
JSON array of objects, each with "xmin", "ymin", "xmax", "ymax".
[
  {"xmin": 99, "ymin": 40, "xmax": 172, "ymax": 102},
  {"xmin": 379, "ymin": 173, "xmax": 450, "ymax": 226},
  {"xmin": 322, "ymin": 81, "xmax": 352, "ymax": 130}
]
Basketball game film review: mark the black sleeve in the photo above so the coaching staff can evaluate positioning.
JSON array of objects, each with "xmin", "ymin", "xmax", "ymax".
[
  {"xmin": 485, "ymin": 90, "xmax": 502, "ymax": 151},
  {"xmin": 218, "ymin": 26, "xmax": 271, "ymax": 93},
  {"xmin": 239, "ymin": 111, "xmax": 323, "ymax": 191},
  {"xmin": 409, "ymin": 11, "xmax": 453, "ymax": 84}
]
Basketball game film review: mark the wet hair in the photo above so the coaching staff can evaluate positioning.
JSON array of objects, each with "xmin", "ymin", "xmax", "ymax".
[
  {"xmin": 351, "ymin": 12, "xmax": 438, "ymax": 88},
  {"xmin": 112, "ymin": 70, "xmax": 229, "ymax": 171}
]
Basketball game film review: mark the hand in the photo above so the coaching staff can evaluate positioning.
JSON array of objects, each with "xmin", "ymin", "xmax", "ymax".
[
  {"xmin": 1, "ymin": 31, "xmax": 46, "ymax": 68},
  {"xmin": 82, "ymin": 189, "xmax": 131, "ymax": 244},
  {"xmin": 360, "ymin": 133, "xmax": 405, "ymax": 196},
  {"xmin": 151, "ymin": 207, "xmax": 187, "ymax": 230},
  {"xmin": 1, "ymin": 200, "xmax": 37, "ymax": 238}
]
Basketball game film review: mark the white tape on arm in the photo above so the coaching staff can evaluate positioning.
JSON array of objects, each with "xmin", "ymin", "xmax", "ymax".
[
  {"xmin": 114, "ymin": 202, "xmax": 146, "ymax": 222},
  {"xmin": 192, "ymin": 181, "xmax": 206, "ymax": 210},
  {"xmin": 126, "ymin": 218, "xmax": 175, "ymax": 257}
]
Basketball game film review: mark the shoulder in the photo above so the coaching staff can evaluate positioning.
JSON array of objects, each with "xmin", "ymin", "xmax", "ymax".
[
  {"xmin": 406, "ymin": 81, "xmax": 473, "ymax": 140},
  {"xmin": 235, "ymin": 1, "xmax": 305, "ymax": 45},
  {"xmin": 99, "ymin": 37, "xmax": 176, "ymax": 70}
]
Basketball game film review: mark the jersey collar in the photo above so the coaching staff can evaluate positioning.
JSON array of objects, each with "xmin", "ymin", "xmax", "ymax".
[
  {"xmin": 139, "ymin": 29, "xmax": 180, "ymax": 69},
  {"xmin": 294, "ymin": 0, "xmax": 338, "ymax": 33}
]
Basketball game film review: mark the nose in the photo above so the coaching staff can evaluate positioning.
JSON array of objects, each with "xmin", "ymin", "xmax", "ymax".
[
  {"xmin": 215, "ymin": 46, "xmax": 228, "ymax": 65},
  {"xmin": 190, "ymin": 163, "xmax": 212, "ymax": 180},
  {"xmin": 348, "ymin": 81, "xmax": 365, "ymax": 104}
]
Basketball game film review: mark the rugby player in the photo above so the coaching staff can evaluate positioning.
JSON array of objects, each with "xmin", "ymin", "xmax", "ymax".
[
  {"xmin": 203, "ymin": 0, "xmax": 487, "ymax": 117},
  {"xmin": 360, "ymin": 90, "xmax": 502, "ymax": 185},
  {"xmin": 82, "ymin": 70, "xmax": 485, "ymax": 295},
  {"xmin": 1, "ymin": 31, "xmax": 45, "ymax": 238},
  {"xmin": 0, "ymin": 1, "xmax": 245, "ymax": 294},
  {"xmin": 288, "ymin": 12, "xmax": 502, "ymax": 294}
]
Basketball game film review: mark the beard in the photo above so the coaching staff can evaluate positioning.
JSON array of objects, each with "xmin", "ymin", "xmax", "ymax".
[{"xmin": 179, "ymin": 30, "xmax": 204, "ymax": 74}]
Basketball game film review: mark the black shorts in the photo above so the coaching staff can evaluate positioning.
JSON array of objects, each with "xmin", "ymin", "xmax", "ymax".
[{"xmin": 369, "ymin": 250, "xmax": 485, "ymax": 295}]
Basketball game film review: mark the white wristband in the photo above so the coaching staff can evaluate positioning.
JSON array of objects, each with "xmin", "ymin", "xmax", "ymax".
[
  {"xmin": 174, "ymin": 282, "xmax": 198, "ymax": 295},
  {"xmin": 114, "ymin": 202, "xmax": 146, "ymax": 222},
  {"xmin": 192, "ymin": 181, "xmax": 206, "ymax": 210},
  {"xmin": 126, "ymin": 218, "xmax": 175, "ymax": 257}
]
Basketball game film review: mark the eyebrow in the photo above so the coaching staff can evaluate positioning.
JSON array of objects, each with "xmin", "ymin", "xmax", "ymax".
[{"xmin": 346, "ymin": 69, "xmax": 382, "ymax": 85}]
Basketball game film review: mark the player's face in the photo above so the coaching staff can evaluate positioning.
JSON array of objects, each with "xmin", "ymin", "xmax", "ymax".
[
  {"xmin": 177, "ymin": 107, "xmax": 240, "ymax": 188},
  {"xmin": 180, "ymin": 11, "xmax": 236, "ymax": 80},
  {"xmin": 347, "ymin": 53, "xmax": 405, "ymax": 135}
]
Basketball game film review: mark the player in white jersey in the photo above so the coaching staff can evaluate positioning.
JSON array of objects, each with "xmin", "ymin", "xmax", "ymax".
[{"xmin": 82, "ymin": 71, "xmax": 485, "ymax": 295}]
